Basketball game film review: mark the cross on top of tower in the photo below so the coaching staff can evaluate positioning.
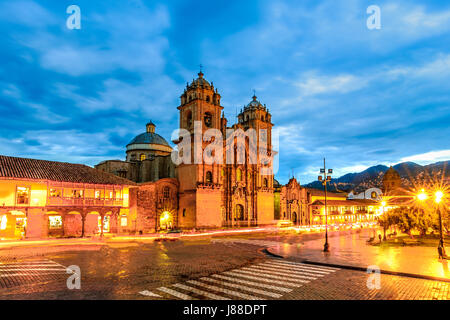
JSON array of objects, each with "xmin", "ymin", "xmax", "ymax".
[{"xmin": 198, "ymin": 64, "xmax": 204, "ymax": 78}]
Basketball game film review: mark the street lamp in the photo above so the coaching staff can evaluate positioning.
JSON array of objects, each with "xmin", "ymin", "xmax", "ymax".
[
  {"xmin": 417, "ymin": 189, "xmax": 428, "ymax": 201},
  {"xmin": 435, "ymin": 190, "xmax": 447, "ymax": 259},
  {"xmin": 318, "ymin": 158, "xmax": 332, "ymax": 252}
]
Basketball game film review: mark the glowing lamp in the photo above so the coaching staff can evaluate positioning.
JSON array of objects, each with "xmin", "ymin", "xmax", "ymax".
[
  {"xmin": 417, "ymin": 189, "xmax": 428, "ymax": 201},
  {"xmin": 435, "ymin": 191, "xmax": 443, "ymax": 204}
]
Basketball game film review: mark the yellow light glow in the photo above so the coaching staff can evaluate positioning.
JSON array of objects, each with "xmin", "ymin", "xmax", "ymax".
[
  {"xmin": 435, "ymin": 190, "xmax": 443, "ymax": 204},
  {"xmin": 381, "ymin": 201, "xmax": 386, "ymax": 207},
  {"xmin": 417, "ymin": 189, "xmax": 428, "ymax": 201}
]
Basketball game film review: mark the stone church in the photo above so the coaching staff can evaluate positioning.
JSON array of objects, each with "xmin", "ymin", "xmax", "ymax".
[{"xmin": 96, "ymin": 71, "xmax": 275, "ymax": 231}]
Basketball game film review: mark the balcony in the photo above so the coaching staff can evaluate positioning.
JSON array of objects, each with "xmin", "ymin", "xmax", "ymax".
[{"xmin": 47, "ymin": 197, "xmax": 123, "ymax": 207}]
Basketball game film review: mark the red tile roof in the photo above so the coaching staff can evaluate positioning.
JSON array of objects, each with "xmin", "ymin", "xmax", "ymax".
[{"xmin": 0, "ymin": 155, "xmax": 135, "ymax": 186}]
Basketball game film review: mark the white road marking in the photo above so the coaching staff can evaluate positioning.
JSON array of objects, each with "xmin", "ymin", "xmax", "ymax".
[
  {"xmin": 211, "ymin": 274, "xmax": 293, "ymax": 293},
  {"xmin": 158, "ymin": 286, "xmax": 193, "ymax": 300},
  {"xmin": 227, "ymin": 269, "xmax": 310, "ymax": 284},
  {"xmin": 187, "ymin": 280, "xmax": 263, "ymax": 300},
  {"xmin": 222, "ymin": 271, "xmax": 303, "ymax": 287},
  {"xmin": 241, "ymin": 266, "xmax": 317, "ymax": 280},
  {"xmin": 270, "ymin": 260, "xmax": 340, "ymax": 271},
  {"xmin": 260, "ymin": 262, "xmax": 331, "ymax": 275},
  {"xmin": 200, "ymin": 277, "xmax": 282, "ymax": 298},
  {"xmin": 173, "ymin": 283, "xmax": 230, "ymax": 300},
  {"xmin": 139, "ymin": 290, "xmax": 162, "ymax": 297}
]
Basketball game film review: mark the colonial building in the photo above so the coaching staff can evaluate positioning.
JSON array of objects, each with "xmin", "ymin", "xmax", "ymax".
[
  {"xmin": 97, "ymin": 71, "xmax": 275, "ymax": 230},
  {"xmin": 0, "ymin": 155, "xmax": 134, "ymax": 239},
  {"xmin": 279, "ymin": 178, "xmax": 311, "ymax": 225}
]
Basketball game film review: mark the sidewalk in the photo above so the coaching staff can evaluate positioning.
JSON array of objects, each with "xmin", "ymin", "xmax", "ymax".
[{"xmin": 267, "ymin": 228, "xmax": 450, "ymax": 281}]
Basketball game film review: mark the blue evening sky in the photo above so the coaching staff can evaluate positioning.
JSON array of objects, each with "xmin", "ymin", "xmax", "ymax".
[{"xmin": 0, "ymin": 0, "xmax": 449, "ymax": 184}]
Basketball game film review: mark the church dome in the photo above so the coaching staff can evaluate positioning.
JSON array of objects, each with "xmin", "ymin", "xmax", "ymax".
[
  {"xmin": 245, "ymin": 95, "xmax": 265, "ymax": 109},
  {"xmin": 126, "ymin": 132, "xmax": 170, "ymax": 147},
  {"xmin": 383, "ymin": 166, "xmax": 400, "ymax": 181},
  {"xmin": 126, "ymin": 121, "xmax": 172, "ymax": 155}
]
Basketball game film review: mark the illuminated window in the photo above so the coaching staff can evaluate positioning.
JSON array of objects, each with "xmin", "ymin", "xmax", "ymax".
[
  {"xmin": 163, "ymin": 186, "xmax": 170, "ymax": 199},
  {"xmin": 371, "ymin": 191, "xmax": 377, "ymax": 199},
  {"xmin": 16, "ymin": 187, "xmax": 30, "ymax": 204},
  {"xmin": 98, "ymin": 216, "xmax": 110, "ymax": 233},
  {"xmin": 263, "ymin": 178, "xmax": 268, "ymax": 187},
  {"xmin": 140, "ymin": 154, "xmax": 146, "ymax": 161},
  {"xmin": 95, "ymin": 190, "xmax": 101, "ymax": 199},
  {"xmin": 49, "ymin": 216, "xmax": 62, "ymax": 229},
  {"xmin": 0, "ymin": 215, "xmax": 7, "ymax": 230},
  {"xmin": 72, "ymin": 189, "xmax": 83, "ymax": 198},
  {"xmin": 236, "ymin": 169, "xmax": 242, "ymax": 181},
  {"xmin": 206, "ymin": 171, "xmax": 212, "ymax": 183},
  {"xmin": 49, "ymin": 188, "xmax": 62, "ymax": 198},
  {"xmin": 120, "ymin": 216, "xmax": 128, "ymax": 227}
]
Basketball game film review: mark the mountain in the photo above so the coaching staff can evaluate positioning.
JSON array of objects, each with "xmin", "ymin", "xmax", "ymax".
[{"xmin": 304, "ymin": 161, "xmax": 449, "ymax": 193}]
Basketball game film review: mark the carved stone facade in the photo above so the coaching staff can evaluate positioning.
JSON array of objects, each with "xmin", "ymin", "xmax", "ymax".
[{"xmin": 279, "ymin": 178, "xmax": 311, "ymax": 225}]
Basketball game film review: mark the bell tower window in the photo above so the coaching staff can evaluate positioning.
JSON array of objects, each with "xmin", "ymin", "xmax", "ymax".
[
  {"xmin": 140, "ymin": 154, "xmax": 146, "ymax": 161},
  {"xmin": 186, "ymin": 111, "xmax": 192, "ymax": 128},
  {"xmin": 204, "ymin": 112, "xmax": 212, "ymax": 128}
]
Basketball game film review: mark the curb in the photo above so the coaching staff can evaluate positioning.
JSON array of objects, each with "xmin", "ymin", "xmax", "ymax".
[{"xmin": 266, "ymin": 247, "xmax": 450, "ymax": 283}]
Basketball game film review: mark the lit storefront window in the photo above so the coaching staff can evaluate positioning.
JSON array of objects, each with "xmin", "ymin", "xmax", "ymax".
[
  {"xmin": 16, "ymin": 186, "xmax": 30, "ymax": 204},
  {"xmin": 0, "ymin": 215, "xmax": 7, "ymax": 230},
  {"xmin": 49, "ymin": 216, "xmax": 63, "ymax": 229},
  {"xmin": 120, "ymin": 215, "xmax": 128, "ymax": 227},
  {"xmin": 72, "ymin": 189, "xmax": 83, "ymax": 198},
  {"xmin": 98, "ymin": 216, "xmax": 110, "ymax": 232},
  {"xmin": 49, "ymin": 188, "xmax": 62, "ymax": 198}
]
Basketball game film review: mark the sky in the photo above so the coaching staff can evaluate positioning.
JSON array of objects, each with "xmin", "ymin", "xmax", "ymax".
[{"xmin": 0, "ymin": 0, "xmax": 449, "ymax": 185}]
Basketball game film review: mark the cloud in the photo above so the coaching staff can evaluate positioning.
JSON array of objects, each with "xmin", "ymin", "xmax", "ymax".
[{"xmin": 401, "ymin": 150, "xmax": 450, "ymax": 164}]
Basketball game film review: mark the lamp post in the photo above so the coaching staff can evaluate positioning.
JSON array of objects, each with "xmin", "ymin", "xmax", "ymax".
[
  {"xmin": 417, "ymin": 189, "xmax": 447, "ymax": 259},
  {"xmin": 318, "ymin": 158, "xmax": 332, "ymax": 252},
  {"xmin": 435, "ymin": 191, "xmax": 447, "ymax": 259}
]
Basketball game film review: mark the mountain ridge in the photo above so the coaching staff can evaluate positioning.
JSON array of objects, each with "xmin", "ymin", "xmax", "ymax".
[{"xmin": 303, "ymin": 161, "xmax": 449, "ymax": 193}]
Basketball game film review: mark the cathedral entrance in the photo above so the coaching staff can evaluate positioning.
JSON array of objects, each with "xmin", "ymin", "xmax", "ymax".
[{"xmin": 159, "ymin": 211, "xmax": 173, "ymax": 230}]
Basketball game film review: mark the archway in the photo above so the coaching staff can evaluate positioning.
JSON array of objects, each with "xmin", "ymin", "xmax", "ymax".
[
  {"xmin": 159, "ymin": 211, "xmax": 173, "ymax": 230},
  {"xmin": 235, "ymin": 204, "xmax": 244, "ymax": 221},
  {"xmin": 292, "ymin": 212, "xmax": 297, "ymax": 224}
]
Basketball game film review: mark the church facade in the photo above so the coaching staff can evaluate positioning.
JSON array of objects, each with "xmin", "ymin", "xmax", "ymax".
[{"xmin": 97, "ymin": 71, "xmax": 275, "ymax": 231}]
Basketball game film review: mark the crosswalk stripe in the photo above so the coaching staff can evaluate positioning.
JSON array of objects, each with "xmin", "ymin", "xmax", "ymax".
[
  {"xmin": 258, "ymin": 263, "xmax": 328, "ymax": 275},
  {"xmin": 0, "ymin": 272, "xmax": 66, "ymax": 278},
  {"xmin": 158, "ymin": 286, "xmax": 193, "ymax": 300},
  {"xmin": 0, "ymin": 261, "xmax": 51, "ymax": 265},
  {"xmin": 0, "ymin": 268, "xmax": 67, "ymax": 272},
  {"xmin": 227, "ymin": 269, "xmax": 310, "ymax": 284},
  {"xmin": 241, "ymin": 266, "xmax": 317, "ymax": 280},
  {"xmin": 211, "ymin": 274, "xmax": 293, "ymax": 293},
  {"xmin": 0, "ymin": 264, "xmax": 64, "ymax": 268},
  {"xmin": 268, "ymin": 260, "xmax": 339, "ymax": 271},
  {"xmin": 187, "ymin": 280, "xmax": 264, "ymax": 300},
  {"xmin": 200, "ymin": 277, "xmax": 282, "ymax": 298},
  {"xmin": 173, "ymin": 283, "xmax": 230, "ymax": 300},
  {"xmin": 222, "ymin": 271, "xmax": 302, "ymax": 287}
]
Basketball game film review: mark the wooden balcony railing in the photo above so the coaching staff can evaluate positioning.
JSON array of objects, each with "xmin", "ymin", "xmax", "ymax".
[{"xmin": 47, "ymin": 197, "xmax": 123, "ymax": 207}]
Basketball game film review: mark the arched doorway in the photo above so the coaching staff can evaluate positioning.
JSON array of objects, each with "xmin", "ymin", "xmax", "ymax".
[
  {"xmin": 235, "ymin": 204, "xmax": 244, "ymax": 221},
  {"xmin": 292, "ymin": 212, "xmax": 297, "ymax": 224},
  {"xmin": 159, "ymin": 211, "xmax": 173, "ymax": 230}
]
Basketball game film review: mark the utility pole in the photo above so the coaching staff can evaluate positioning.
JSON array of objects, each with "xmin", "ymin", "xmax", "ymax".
[{"xmin": 318, "ymin": 158, "xmax": 332, "ymax": 252}]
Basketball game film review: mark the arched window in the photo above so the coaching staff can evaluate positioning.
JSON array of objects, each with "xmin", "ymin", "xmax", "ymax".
[
  {"xmin": 371, "ymin": 191, "xmax": 377, "ymax": 199},
  {"xmin": 206, "ymin": 96, "xmax": 210, "ymax": 102},
  {"xmin": 206, "ymin": 171, "xmax": 212, "ymax": 183},
  {"xmin": 236, "ymin": 169, "xmax": 242, "ymax": 181},
  {"xmin": 182, "ymin": 209, "xmax": 186, "ymax": 217},
  {"xmin": 263, "ymin": 178, "xmax": 268, "ymax": 187},
  {"xmin": 140, "ymin": 154, "xmax": 146, "ymax": 161},
  {"xmin": 261, "ymin": 115, "xmax": 264, "ymax": 121},
  {"xmin": 204, "ymin": 112, "xmax": 212, "ymax": 128},
  {"xmin": 186, "ymin": 111, "xmax": 192, "ymax": 128},
  {"xmin": 163, "ymin": 186, "xmax": 170, "ymax": 199}
]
